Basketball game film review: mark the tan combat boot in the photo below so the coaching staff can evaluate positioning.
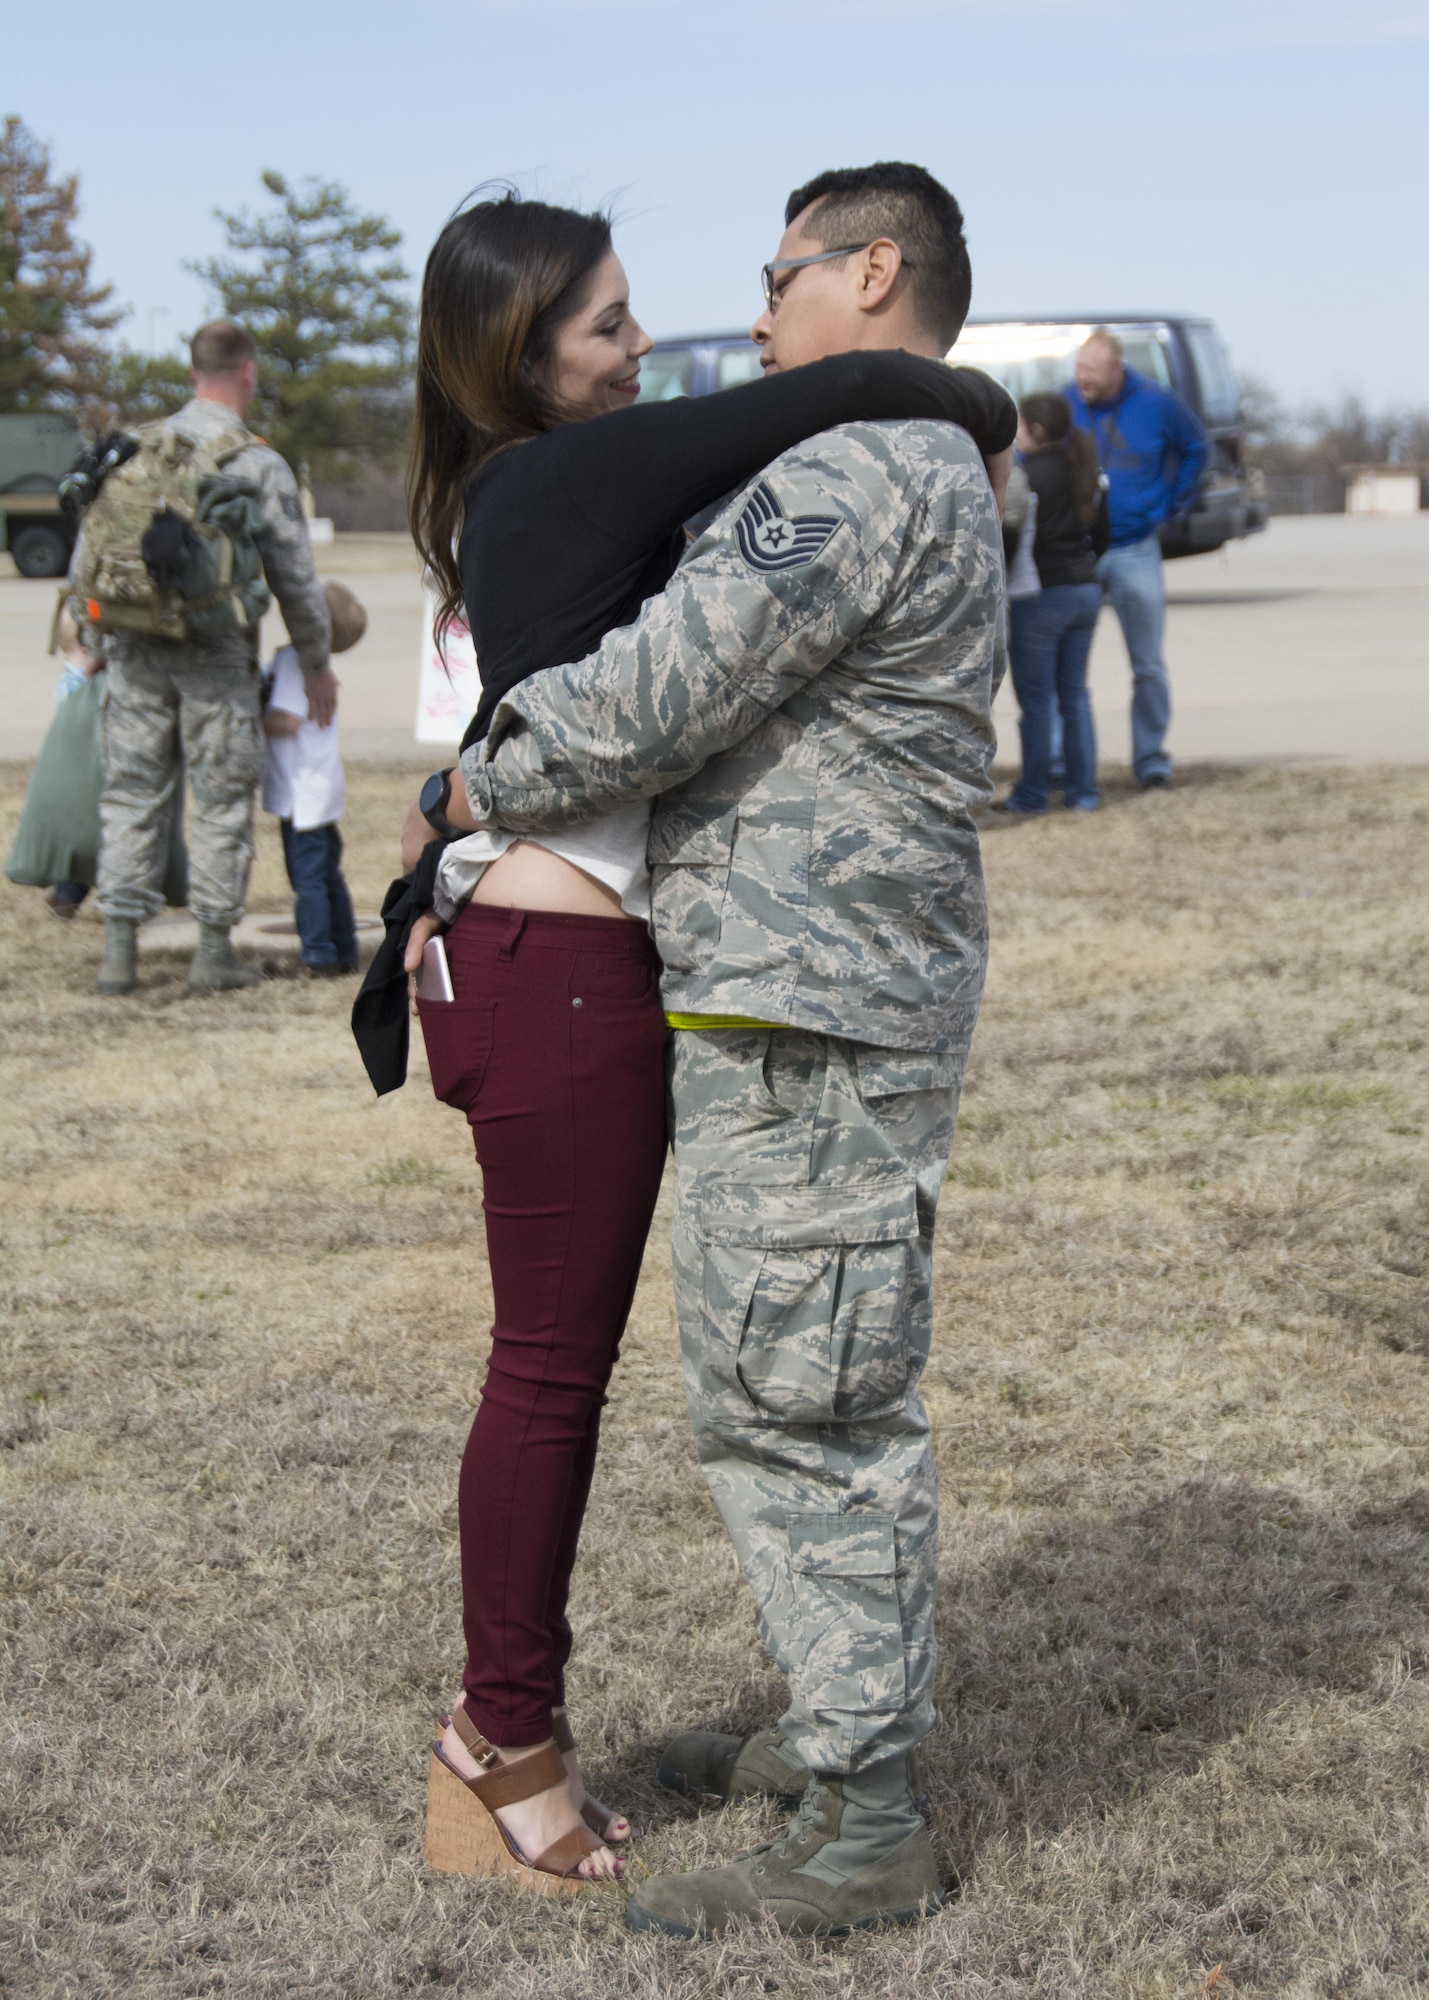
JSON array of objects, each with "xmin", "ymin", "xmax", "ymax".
[
  {"xmin": 627, "ymin": 1756, "xmax": 942, "ymax": 1939},
  {"xmin": 188, "ymin": 922, "xmax": 260, "ymax": 992},
  {"xmin": 657, "ymin": 1725, "xmax": 810, "ymax": 1807},
  {"xmin": 97, "ymin": 918, "xmax": 139, "ymax": 996}
]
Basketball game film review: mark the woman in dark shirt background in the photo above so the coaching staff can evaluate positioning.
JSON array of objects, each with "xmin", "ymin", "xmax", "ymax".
[
  {"xmin": 1000, "ymin": 390, "xmax": 1111, "ymax": 814},
  {"xmin": 397, "ymin": 191, "xmax": 1016, "ymax": 1891}
]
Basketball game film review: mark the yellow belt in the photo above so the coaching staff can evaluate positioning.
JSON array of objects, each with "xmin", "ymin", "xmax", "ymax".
[{"xmin": 663, "ymin": 1012, "xmax": 787, "ymax": 1031}]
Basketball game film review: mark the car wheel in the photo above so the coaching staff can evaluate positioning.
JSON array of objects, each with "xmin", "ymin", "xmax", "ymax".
[{"xmin": 10, "ymin": 522, "xmax": 72, "ymax": 578}]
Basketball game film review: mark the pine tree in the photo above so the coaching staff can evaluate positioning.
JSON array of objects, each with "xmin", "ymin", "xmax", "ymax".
[
  {"xmin": 0, "ymin": 116, "xmax": 122, "ymax": 423},
  {"xmin": 104, "ymin": 349, "xmax": 193, "ymax": 430},
  {"xmin": 190, "ymin": 170, "xmax": 413, "ymax": 481}
]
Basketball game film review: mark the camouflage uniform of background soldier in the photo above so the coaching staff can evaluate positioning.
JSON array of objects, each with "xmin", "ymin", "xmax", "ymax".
[
  {"xmin": 71, "ymin": 393, "xmax": 330, "ymax": 994},
  {"xmin": 461, "ymin": 412, "xmax": 1006, "ymax": 1935}
]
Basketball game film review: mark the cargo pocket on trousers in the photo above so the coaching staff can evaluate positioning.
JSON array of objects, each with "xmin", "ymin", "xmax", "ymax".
[
  {"xmin": 788, "ymin": 1512, "xmax": 907, "ymax": 1714},
  {"xmin": 200, "ymin": 697, "xmax": 264, "ymax": 800},
  {"xmin": 416, "ymin": 995, "xmax": 495, "ymax": 1112},
  {"xmin": 694, "ymin": 1181, "xmax": 919, "ymax": 1425},
  {"xmin": 230, "ymin": 709, "xmax": 265, "ymax": 793}
]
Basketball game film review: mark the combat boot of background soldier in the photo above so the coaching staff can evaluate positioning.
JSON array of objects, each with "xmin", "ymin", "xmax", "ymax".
[
  {"xmin": 627, "ymin": 1752, "xmax": 942, "ymax": 1939},
  {"xmin": 188, "ymin": 920, "xmax": 260, "ymax": 992},
  {"xmin": 97, "ymin": 917, "xmax": 138, "ymax": 996}
]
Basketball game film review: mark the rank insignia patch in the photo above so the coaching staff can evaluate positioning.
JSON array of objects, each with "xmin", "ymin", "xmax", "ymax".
[{"xmin": 735, "ymin": 481, "xmax": 842, "ymax": 573}]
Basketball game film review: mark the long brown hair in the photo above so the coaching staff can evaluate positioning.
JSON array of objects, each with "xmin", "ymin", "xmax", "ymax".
[
  {"xmin": 1020, "ymin": 391, "xmax": 1102, "ymax": 527},
  {"xmin": 408, "ymin": 191, "xmax": 614, "ymax": 645}
]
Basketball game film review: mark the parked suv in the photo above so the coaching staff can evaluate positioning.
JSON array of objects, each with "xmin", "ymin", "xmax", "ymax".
[
  {"xmin": 639, "ymin": 339, "xmax": 765, "ymax": 403},
  {"xmin": 0, "ymin": 413, "xmax": 82, "ymax": 577},
  {"xmin": 951, "ymin": 316, "xmax": 1265, "ymax": 557},
  {"xmin": 641, "ymin": 315, "xmax": 1265, "ymax": 559}
]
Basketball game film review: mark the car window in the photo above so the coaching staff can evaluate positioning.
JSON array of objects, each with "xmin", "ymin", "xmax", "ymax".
[
  {"xmin": 1182, "ymin": 323, "xmax": 1240, "ymax": 426},
  {"xmin": 947, "ymin": 322, "xmax": 1172, "ymax": 402},
  {"xmin": 1120, "ymin": 332, "xmax": 1172, "ymax": 390},
  {"xmin": 639, "ymin": 349, "xmax": 696, "ymax": 401},
  {"xmin": 715, "ymin": 346, "xmax": 763, "ymax": 390}
]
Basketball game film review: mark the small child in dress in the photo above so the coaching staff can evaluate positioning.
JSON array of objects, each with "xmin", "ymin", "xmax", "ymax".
[{"xmin": 261, "ymin": 579, "xmax": 366, "ymax": 975}]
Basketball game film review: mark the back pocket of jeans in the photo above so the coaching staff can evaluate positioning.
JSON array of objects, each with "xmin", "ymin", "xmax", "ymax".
[{"xmin": 417, "ymin": 995, "xmax": 495, "ymax": 1112}]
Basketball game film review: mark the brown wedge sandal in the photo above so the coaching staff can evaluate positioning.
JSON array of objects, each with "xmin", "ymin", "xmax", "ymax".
[
  {"xmin": 438, "ymin": 1707, "xmax": 633, "ymax": 1845},
  {"xmin": 551, "ymin": 1706, "xmax": 633, "ymax": 1844},
  {"xmin": 425, "ymin": 1713, "xmax": 616, "ymax": 1891}
]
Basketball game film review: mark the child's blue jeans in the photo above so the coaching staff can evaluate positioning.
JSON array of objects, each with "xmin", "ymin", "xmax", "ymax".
[{"xmin": 280, "ymin": 820, "xmax": 358, "ymax": 968}]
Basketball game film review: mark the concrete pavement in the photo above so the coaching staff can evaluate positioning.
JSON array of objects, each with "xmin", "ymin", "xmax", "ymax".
[
  {"xmin": 3, "ymin": 515, "xmax": 1426, "ymax": 766},
  {"xmin": 1070, "ymin": 512, "xmax": 1429, "ymax": 769}
]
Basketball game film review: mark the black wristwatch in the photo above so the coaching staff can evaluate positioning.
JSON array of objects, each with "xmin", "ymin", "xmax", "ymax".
[{"xmin": 420, "ymin": 768, "xmax": 461, "ymax": 839}]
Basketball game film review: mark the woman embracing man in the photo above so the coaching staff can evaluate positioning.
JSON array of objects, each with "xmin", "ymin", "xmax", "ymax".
[{"xmin": 378, "ymin": 162, "xmax": 1017, "ymax": 1937}]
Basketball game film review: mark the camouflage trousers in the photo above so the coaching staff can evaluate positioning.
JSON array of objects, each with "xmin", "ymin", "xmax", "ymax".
[
  {"xmin": 668, "ymin": 1026, "xmax": 964, "ymax": 1774},
  {"xmin": 98, "ymin": 643, "xmax": 264, "ymax": 928}
]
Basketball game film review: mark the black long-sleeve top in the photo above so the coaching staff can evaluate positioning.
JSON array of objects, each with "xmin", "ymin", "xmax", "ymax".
[
  {"xmin": 1023, "ymin": 445, "xmax": 1112, "ymax": 587},
  {"xmin": 457, "ymin": 351, "xmax": 1016, "ymax": 747}
]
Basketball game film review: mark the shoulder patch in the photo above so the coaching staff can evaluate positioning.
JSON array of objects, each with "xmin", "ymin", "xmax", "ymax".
[{"xmin": 735, "ymin": 480, "xmax": 841, "ymax": 573}]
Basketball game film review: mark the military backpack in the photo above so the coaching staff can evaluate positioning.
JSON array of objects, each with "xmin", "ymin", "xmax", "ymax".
[{"xmin": 69, "ymin": 419, "xmax": 272, "ymax": 644}]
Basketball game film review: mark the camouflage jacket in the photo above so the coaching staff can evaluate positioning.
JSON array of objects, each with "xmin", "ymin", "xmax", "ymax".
[
  {"xmin": 462, "ymin": 419, "xmax": 1007, "ymax": 1054},
  {"xmin": 72, "ymin": 398, "xmax": 331, "ymax": 676}
]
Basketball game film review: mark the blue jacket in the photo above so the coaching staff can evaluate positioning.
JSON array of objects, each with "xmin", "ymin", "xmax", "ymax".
[{"xmin": 1065, "ymin": 369, "xmax": 1208, "ymax": 547}]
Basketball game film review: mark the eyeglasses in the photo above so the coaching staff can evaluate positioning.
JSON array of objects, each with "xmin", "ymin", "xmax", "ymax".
[{"xmin": 761, "ymin": 242, "xmax": 913, "ymax": 314}]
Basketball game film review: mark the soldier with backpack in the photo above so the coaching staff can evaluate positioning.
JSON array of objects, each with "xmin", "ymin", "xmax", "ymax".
[{"xmin": 66, "ymin": 319, "xmax": 334, "ymax": 995}]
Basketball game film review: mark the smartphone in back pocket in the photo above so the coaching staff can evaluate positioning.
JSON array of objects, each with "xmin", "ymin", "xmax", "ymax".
[{"xmin": 416, "ymin": 934, "xmax": 454, "ymax": 1003}]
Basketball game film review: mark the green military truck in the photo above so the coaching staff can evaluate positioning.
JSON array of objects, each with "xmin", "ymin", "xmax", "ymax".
[{"xmin": 1, "ymin": 413, "xmax": 83, "ymax": 577}]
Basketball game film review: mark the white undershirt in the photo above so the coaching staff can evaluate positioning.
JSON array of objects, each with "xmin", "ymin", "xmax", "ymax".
[
  {"xmin": 1006, "ymin": 489, "xmax": 1041, "ymax": 600},
  {"xmin": 433, "ymin": 798, "xmax": 652, "ymax": 925}
]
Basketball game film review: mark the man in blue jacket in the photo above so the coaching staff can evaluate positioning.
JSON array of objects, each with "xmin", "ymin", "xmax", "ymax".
[{"xmin": 1066, "ymin": 329, "xmax": 1207, "ymax": 788}]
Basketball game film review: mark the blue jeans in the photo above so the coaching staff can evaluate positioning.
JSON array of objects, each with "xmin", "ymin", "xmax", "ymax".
[
  {"xmin": 1007, "ymin": 584, "xmax": 1103, "ymax": 812},
  {"xmin": 280, "ymin": 820, "xmax": 358, "ymax": 967},
  {"xmin": 1097, "ymin": 533, "xmax": 1172, "ymax": 782}
]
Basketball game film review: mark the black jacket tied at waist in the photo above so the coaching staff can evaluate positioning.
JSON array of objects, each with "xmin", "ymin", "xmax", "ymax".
[{"xmin": 350, "ymin": 838, "xmax": 450, "ymax": 1096}]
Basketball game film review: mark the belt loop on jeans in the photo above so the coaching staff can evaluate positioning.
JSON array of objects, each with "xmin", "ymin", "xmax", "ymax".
[{"xmin": 496, "ymin": 908, "xmax": 527, "ymax": 962}]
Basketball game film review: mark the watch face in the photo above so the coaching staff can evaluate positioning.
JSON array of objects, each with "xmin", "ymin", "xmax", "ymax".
[{"xmin": 420, "ymin": 773, "xmax": 445, "ymax": 816}]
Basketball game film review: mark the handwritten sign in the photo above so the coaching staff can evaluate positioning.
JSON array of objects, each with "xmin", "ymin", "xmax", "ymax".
[{"xmin": 414, "ymin": 589, "xmax": 483, "ymax": 744}]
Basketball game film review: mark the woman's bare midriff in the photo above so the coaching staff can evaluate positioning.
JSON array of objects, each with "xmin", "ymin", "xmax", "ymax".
[{"xmin": 469, "ymin": 840, "xmax": 636, "ymax": 921}]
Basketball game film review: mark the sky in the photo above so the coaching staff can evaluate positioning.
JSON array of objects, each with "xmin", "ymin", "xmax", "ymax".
[{"xmin": 11, "ymin": 0, "xmax": 1429, "ymax": 408}]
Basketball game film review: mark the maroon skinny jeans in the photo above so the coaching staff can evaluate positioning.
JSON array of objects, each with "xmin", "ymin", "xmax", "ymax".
[{"xmin": 417, "ymin": 902, "xmax": 667, "ymax": 1746}]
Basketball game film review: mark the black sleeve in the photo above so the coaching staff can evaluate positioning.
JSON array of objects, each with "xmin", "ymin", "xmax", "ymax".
[{"xmin": 553, "ymin": 351, "xmax": 1018, "ymax": 557}]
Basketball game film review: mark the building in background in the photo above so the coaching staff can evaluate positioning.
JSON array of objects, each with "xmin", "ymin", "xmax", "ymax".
[{"xmin": 1343, "ymin": 465, "xmax": 1423, "ymax": 516}]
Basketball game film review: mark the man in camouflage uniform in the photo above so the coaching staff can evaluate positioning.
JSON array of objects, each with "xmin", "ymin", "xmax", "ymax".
[
  {"xmin": 458, "ymin": 164, "xmax": 1008, "ymax": 1934},
  {"xmin": 83, "ymin": 319, "xmax": 333, "ymax": 995}
]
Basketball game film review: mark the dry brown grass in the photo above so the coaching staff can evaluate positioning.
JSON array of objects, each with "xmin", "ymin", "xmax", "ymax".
[{"xmin": 3, "ymin": 759, "xmax": 1428, "ymax": 1999}]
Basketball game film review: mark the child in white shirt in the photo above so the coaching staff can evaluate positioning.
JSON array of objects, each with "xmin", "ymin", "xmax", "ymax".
[{"xmin": 262, "ymin": 579, "xmax": 366, "ymax": 974}]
